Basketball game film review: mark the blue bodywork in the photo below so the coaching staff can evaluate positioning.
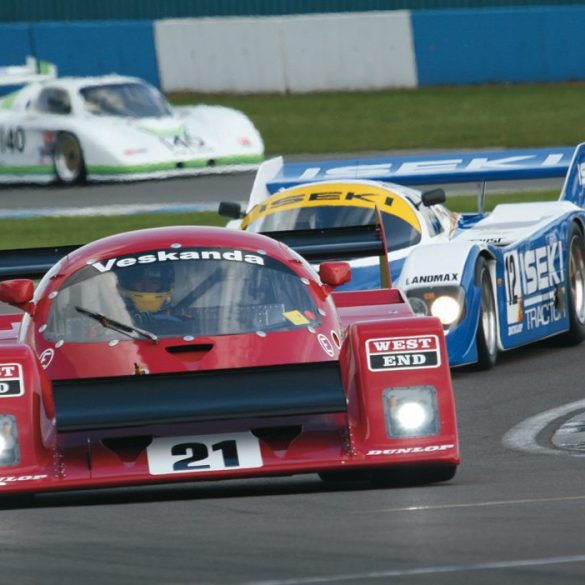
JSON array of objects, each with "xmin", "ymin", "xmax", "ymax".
[{"xmin": 259, "ymin": 145, "xmax": 585, "ymax": 367}]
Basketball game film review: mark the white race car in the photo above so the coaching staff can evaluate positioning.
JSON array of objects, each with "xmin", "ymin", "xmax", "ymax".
[{"xmin": 0, "ymin": 74, "xmax": 264, "ymax": 184}]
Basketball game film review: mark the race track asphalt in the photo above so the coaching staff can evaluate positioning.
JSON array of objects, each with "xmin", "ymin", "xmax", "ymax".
[{"xmin": 1, "ymin": 176, "xmax": 585, "ymax": 585}]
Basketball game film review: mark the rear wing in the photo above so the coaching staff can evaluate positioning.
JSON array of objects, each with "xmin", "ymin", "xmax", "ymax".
[
  {"xmin": 247, "ymin": 147, "xmax": 576, "ymax": 211},
  {"xmin": 560, "ymin": 143, "xmax": 585, "ymax": 208},
  {"xmin": 262, "ymin": 216, "xmax": 392, "ymax": 287},
  {"xmin": 0, "ymin": 56, "xmax": 57, "ymax": 87},
  {"xmin": 0, "ymin": 245, "xmax": 79, "ymax": 280},
  {"xmin": 53, "ymin": 361, "xmax": 346, "ymax": 432}
]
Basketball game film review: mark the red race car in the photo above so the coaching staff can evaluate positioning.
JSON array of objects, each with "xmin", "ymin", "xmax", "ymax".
[{"xmin": 0, "ymin": 224, "xmax": 459, "ymax": 494}]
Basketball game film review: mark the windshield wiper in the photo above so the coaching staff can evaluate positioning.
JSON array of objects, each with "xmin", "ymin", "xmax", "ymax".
[{"xmin": 75, "ymin": 306, "xmax": 158, "ymax": 344}]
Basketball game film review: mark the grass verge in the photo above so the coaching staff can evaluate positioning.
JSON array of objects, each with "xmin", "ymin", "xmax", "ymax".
[
  {"xmin": 1, "ymin": 191, "xmax": 559, "ymax": 249},
  {"xmin": 171, "ymin": 83, "xmax": 585, "ymax": 155}
]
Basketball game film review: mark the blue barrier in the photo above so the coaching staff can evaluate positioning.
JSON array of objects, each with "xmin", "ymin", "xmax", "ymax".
[
  {"xmin": 412, "ymin": 7, "xmax": 585, "ymax": 85},
  {"xmin": 0, "ymin": 24, "xmax": 34, "ymax": 67},
  {"xmin": 2, "ymin": 8, "xmax": 585, "ymax": 90},
  {"xmin": 0, "ymin": 21, "xmax": 160, "ymax": 87}
]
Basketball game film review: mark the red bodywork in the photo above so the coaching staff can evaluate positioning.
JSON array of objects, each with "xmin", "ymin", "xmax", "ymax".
[{"xmin": 0, "ymin": 226, "xmax": 459, "ymax": 493}]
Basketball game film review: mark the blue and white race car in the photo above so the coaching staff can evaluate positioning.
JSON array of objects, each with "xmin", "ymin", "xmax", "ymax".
[{"xmin": 220, "ymin": 144, "xmax": 585, "ymax": 369}]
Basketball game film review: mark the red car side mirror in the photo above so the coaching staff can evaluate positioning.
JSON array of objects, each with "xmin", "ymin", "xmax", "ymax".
[
  {"xmin": 319, "ymin": 262, "xmax": 351, "ymax": 288},
  {"xmin": 0, "ymin": 279, "xmax": 35, "ymax": 311}
]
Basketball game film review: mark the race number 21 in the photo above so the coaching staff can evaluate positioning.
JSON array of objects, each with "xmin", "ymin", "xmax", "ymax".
[{"xmin": 147, "ymin": 432, "xmax": 263, "ymax": 475}]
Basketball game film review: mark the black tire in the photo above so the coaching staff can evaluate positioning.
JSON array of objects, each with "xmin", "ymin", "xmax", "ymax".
[
  {"xmin": 371, "ymin": 464, "xmax": 456, "ymax": 488},
  {"xmin": 561, "ymin": 223, "xmax": 585, "ymax": 345},
  {"xmin": 474, "ymin": 257, "xmax": 498, "ymax": 370},
  {"xmin": 54, "ymin": 132, "xmax": 86, "ymax": 185}
]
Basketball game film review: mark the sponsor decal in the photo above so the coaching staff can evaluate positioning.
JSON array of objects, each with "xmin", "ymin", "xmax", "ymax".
[
  {"xmin": 366, "ymin": 335, "xmax": 441, "ymax": 371},
  {"xmin": 318, "ymin": 333, "xmax": 335, "ymax": 357},
  {"xmin": 367, "ymin": 444, "xmax": 455, "ymax": 456},
  {"xmin": 241, "ymin": 183, "xmax": 421, "ymax": 232},
  {"xmin": 296, "ymin": 152, "xmax": 567, "ymax": 182},
  {"xmin": 504, "ymin": 241, "xmax": 565, "ymax": 330},
  {"xmin": 283, "ymin": 310, "xmax": 310, "ymax": 326},
  {"xmin": 469, "ymin": 236, "xmax": 505, "ymax": 244},
  {"xmin": 525, "ymin": 294, "xmax": 565, "ymax": 330},
  {"xmin": 0, "ymin": 475, "xmax": 47, "ymax": 486},
  {"xmin": 405, "ymin": 272, "xmax": 458, "ymax": 285},
  {"xmin": 0, "ymin": 364, "xmax": 23, "ymax": 397},
  {"xmin": 39, "ymin": 348, "xmax": 54, "ymax": 369},
  {"xmin": 90, "ymin": 248, "xmax": 264, "ymax": 273},
  {"xmin": 508, "ymin": 323, "xmax": 523, "ymax": 336}
]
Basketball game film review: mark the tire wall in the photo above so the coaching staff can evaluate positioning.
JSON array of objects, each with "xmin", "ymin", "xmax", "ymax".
[{"xmin": 2, "ymin": 7, "xmax": 585, "ymax": 93}]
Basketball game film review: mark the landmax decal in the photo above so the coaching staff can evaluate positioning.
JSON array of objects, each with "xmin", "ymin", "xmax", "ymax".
[
  {"xmin": 367, "ymin": 444, "xmax": 455, "ymax": 456},
  {"xmin": 406, "ymin": 273, "xmax": 458, "ymax": 285},
  {"xmin": 91, "ymin": 249, "xmax": 264, "ymax": 273},
  {"xmin": 366, "ymin": 335, "xmax": 440, "ymax": 371}
]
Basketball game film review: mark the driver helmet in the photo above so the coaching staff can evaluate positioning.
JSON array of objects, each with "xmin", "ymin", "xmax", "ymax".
[{"xmin": 117, "ymin": 263, "xmax": 174, "ymax": 313}]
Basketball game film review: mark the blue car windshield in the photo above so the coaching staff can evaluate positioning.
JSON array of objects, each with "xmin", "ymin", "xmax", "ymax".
[
  {"xmin": 80, "ymin": 82, "xmax": 172, "ymax": 118},
  {"xmin": 246, "ymin": 205, "xmax": 422, "ymax": 252}
]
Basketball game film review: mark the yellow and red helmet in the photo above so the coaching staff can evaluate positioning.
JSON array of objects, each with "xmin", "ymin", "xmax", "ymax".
[{"xmin": 118, "ymin": 264, "xmax": 174, "ymax": 313}]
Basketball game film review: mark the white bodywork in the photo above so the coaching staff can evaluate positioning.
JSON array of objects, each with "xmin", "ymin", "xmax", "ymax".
[{"xmin": 0, "ymin": 74, "xmax": 264, "ymax": 184}]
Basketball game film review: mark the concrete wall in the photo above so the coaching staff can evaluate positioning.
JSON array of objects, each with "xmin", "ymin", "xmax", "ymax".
[
  {"xmin": 154, "ymin": 12, "xmax": 417, "ymax": 93},
  {"xmin": 2, "ymin": 8, "xmax": 585, "ymax": 93}
]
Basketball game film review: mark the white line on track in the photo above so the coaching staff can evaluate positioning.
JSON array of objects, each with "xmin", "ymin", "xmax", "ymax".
[
  {"xmin": 0, "ymin": 202, "xmax": 229, "ymax": 219},
  {"xmin": 359, "ymin": 494, "xmax": 585, "ymax": 514},
  {"xmin": 236, "ymin": 555, "xmax": 585, "ymax": 585},
  {"xmin": 502, "ymin": 398, "xmax": 585, "ymax": 456}
]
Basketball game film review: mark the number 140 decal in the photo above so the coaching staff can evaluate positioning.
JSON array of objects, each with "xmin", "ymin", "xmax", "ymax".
[{"xmin": 147, "ymin": 432, "xmax": 263, "ymax": 476}]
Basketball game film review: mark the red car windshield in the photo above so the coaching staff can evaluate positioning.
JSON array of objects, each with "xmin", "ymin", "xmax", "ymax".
[{"xmin": 44, "ymin": 247, "xmax": 322, "ymax": 342}]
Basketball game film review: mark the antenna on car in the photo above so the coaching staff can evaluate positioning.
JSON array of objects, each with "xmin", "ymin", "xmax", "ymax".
[
  {"xmin": 477, "ymin": 181, "xmax": 486, "ymax": 213},
  {"xmin": 375, "ymin": 207, "xmax": 392, "ymax": 289}
]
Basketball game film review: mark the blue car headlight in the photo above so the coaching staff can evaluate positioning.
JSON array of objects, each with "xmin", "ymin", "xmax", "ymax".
[
  {"xmin": 383, "ymin": 386, "xmax": 440, "ymax": 438},
  {"xmin": 407, "ymin": 285, "xmax": 466, "ymax": 331},
  {"xmin": 0, "ymin": 415, "xmax": 20, "ymax": 466}
]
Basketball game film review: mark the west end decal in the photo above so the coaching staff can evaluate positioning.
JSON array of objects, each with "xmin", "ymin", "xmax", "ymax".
[
  {"xmin": 90, "ymin": 249, "xmax": 265, "ymax": 272},
  {"xmin": 366, "ymin": 335, "xmax": 441, "ymax": 371}
]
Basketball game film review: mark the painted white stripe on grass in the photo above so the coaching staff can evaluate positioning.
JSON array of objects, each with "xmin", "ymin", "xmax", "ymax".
[
  {"xmin": 237, "ymin": 555, "xmax": 585, "ymax": 585},
  {"xmin": 0, "ymin": 203, "xmax": 225, "ymax": 219},
  {"xmin": 502, "ymin": 398, "xmax": 585, "ymax": 456}
]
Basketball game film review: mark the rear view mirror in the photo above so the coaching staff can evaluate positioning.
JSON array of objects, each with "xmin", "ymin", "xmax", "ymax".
[
  {"xmin": 218, "ymin": 201, "xmax": 244, "ymax": 219},
  {"xmin": 319, "ymin": 262, "xmax": 351, "ymax": 288},
  {"xmin": 421, "ymin": 188, "xmax": 446, "ymax": 207},
  {"xmin": 0, "ymin": 279, "xmax": 34, "ymax": 310}
]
